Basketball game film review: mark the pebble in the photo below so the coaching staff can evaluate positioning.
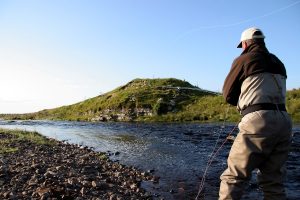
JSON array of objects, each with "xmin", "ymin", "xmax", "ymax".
[{"xmin": 0, "ymin": 132, "xmax": 154, "ymax": 199}]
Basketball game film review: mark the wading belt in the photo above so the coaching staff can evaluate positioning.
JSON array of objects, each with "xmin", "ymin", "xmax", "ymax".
[{"xmin": 241, "ymin": 103, "xmax": 286, "ymax": 117}]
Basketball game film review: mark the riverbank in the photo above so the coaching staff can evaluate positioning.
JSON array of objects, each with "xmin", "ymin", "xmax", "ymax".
[
  {"xmin": 0, "ymin": 129, "xmax": 155, "ymax": 200},
  {"xmin": 1, "ymin": 122, "xmax": 300, "ymax": 199}
]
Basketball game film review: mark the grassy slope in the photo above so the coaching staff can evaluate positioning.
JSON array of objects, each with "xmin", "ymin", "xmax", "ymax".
[
  {"xmin": 3, "ymin": 78, "xmax": 214, "ymax": 121},
  {"xmin": 61, "ymin": 78, "xmax": 217, "ymax": 121},
  {"xmin": 1, "ymin": 78, "xmax": 300, "ymax": 123}
]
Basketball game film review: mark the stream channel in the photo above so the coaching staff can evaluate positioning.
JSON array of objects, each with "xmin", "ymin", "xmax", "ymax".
[{"xmin": 0, "ymin": 120, "xmax": 299, "ymax": 199}]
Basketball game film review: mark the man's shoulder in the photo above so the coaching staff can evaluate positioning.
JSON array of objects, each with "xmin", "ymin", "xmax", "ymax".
[
  {"xmin": 269, "ymin": 53, "xmax": 283, "ymax": 63},
  {"xmin": 233, "ymin": 52, "xmax": 253, "ymax": 65},
  {"xmin": 234, "ymin": 50, "xmax": 266, "ymax": 63}
]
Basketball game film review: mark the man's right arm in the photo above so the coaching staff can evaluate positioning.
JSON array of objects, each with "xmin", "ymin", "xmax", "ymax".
[{"xmin": 222, "ymin": 58, "xmax": 244, "ymax": 106}]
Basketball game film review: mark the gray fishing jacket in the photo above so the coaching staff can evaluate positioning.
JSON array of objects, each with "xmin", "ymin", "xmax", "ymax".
[{"xmin": 222, "ymin": 43, "xmax": 287, "ymax": 112}]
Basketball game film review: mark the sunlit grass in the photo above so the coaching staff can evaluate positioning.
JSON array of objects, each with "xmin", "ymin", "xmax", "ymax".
[
  {"xmin": 0, "ymin": 128, "xmax": 55, "ymax": 154},
  {"xmin": 0, "ymin": 138, "xmax": 19, "ymax": 154}
]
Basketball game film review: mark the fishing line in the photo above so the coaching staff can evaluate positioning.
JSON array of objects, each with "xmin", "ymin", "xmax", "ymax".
[
  {"xmin": 195, "ymin": 128, "xmax": 223, "ymax": 199},
  {"xmin": 175, "ymin": 0, "xmax": 300, "ymax": 41},
  {"xmin": 195, "ymin": 105, "xmax": 238, "ymax": 200},
  {"xmin": 195, "ymin": 123, "xmax": 238, "ymax": 200},
  {"xmin": 194, "ymin": 106, "xmax": 229, "ymax": 199}
]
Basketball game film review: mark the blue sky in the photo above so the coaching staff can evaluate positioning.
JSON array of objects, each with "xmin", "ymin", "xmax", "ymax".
[{"xmin": 1, "ymin": 0, "xmax": 300, "ymax": 113}]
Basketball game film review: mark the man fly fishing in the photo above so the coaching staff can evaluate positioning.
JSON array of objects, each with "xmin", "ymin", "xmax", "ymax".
[{"xmin": 219, "ymin": 27, "xmax": 292, "ymax": 200}]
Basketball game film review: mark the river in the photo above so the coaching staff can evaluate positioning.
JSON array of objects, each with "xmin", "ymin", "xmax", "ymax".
[{"xmin": 0, "ymin": 120, "xmax": 299, "ymax": 200}]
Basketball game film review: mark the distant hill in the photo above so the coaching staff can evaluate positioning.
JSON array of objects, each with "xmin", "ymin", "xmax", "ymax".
[
  {"xmin": 0, "ymin": 78, "xmax": 224, "ymax": 122},
  {"xmin": 1, "ymin": 78, "xmax": 300, "ymax": 123}
]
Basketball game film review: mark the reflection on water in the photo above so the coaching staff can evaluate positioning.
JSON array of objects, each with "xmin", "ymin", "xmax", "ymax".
[{"xmin": 0, "ymin": 120, "xmax": 299, "ymax": 200}]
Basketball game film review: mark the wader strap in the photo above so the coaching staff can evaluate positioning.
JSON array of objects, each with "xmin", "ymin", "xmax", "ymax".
[{"xmin": 241, "ymin": 103, "xmax": 286, "ymax": 117}]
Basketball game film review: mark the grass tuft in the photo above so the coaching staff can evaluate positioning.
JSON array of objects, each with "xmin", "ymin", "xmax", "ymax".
[{"xmin": 0, "ymin": 128, "xmax": 55, "ymax": 154}]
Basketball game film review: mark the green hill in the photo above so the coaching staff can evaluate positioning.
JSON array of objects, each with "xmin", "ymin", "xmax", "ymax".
[{"xmin": 1, "ymin": 78, "xmax": 300, "ymax": 123}]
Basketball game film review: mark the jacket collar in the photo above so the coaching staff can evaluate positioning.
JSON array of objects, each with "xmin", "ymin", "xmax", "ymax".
[{"xmin": 241, "ymin": 43, "xmax": 269, "ymax": 55}]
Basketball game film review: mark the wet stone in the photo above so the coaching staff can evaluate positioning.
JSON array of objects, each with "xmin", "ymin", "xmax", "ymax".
[
  {"xmin": 0, "ymin": 131, "xmax": 153, "ymax": 200},
  {"xmin": 36, "ymin": 187, "xmax": 51, "ymax": 197}
]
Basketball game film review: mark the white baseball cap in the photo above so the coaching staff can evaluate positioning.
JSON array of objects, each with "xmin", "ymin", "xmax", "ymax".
[{"xmin": 237, "ymin": 27, "xmax": 265, "ymax": 48}]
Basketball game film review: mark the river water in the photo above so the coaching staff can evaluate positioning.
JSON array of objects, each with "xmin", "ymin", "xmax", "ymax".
[{"xmin": 0, "ymin": 120, "xmax": 299, "ymax": 200}]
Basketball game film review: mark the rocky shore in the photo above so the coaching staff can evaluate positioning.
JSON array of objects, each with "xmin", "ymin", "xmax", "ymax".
[{"xmin": 0, "ymin": 130, "xmax": 156, "ymax": 199}]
